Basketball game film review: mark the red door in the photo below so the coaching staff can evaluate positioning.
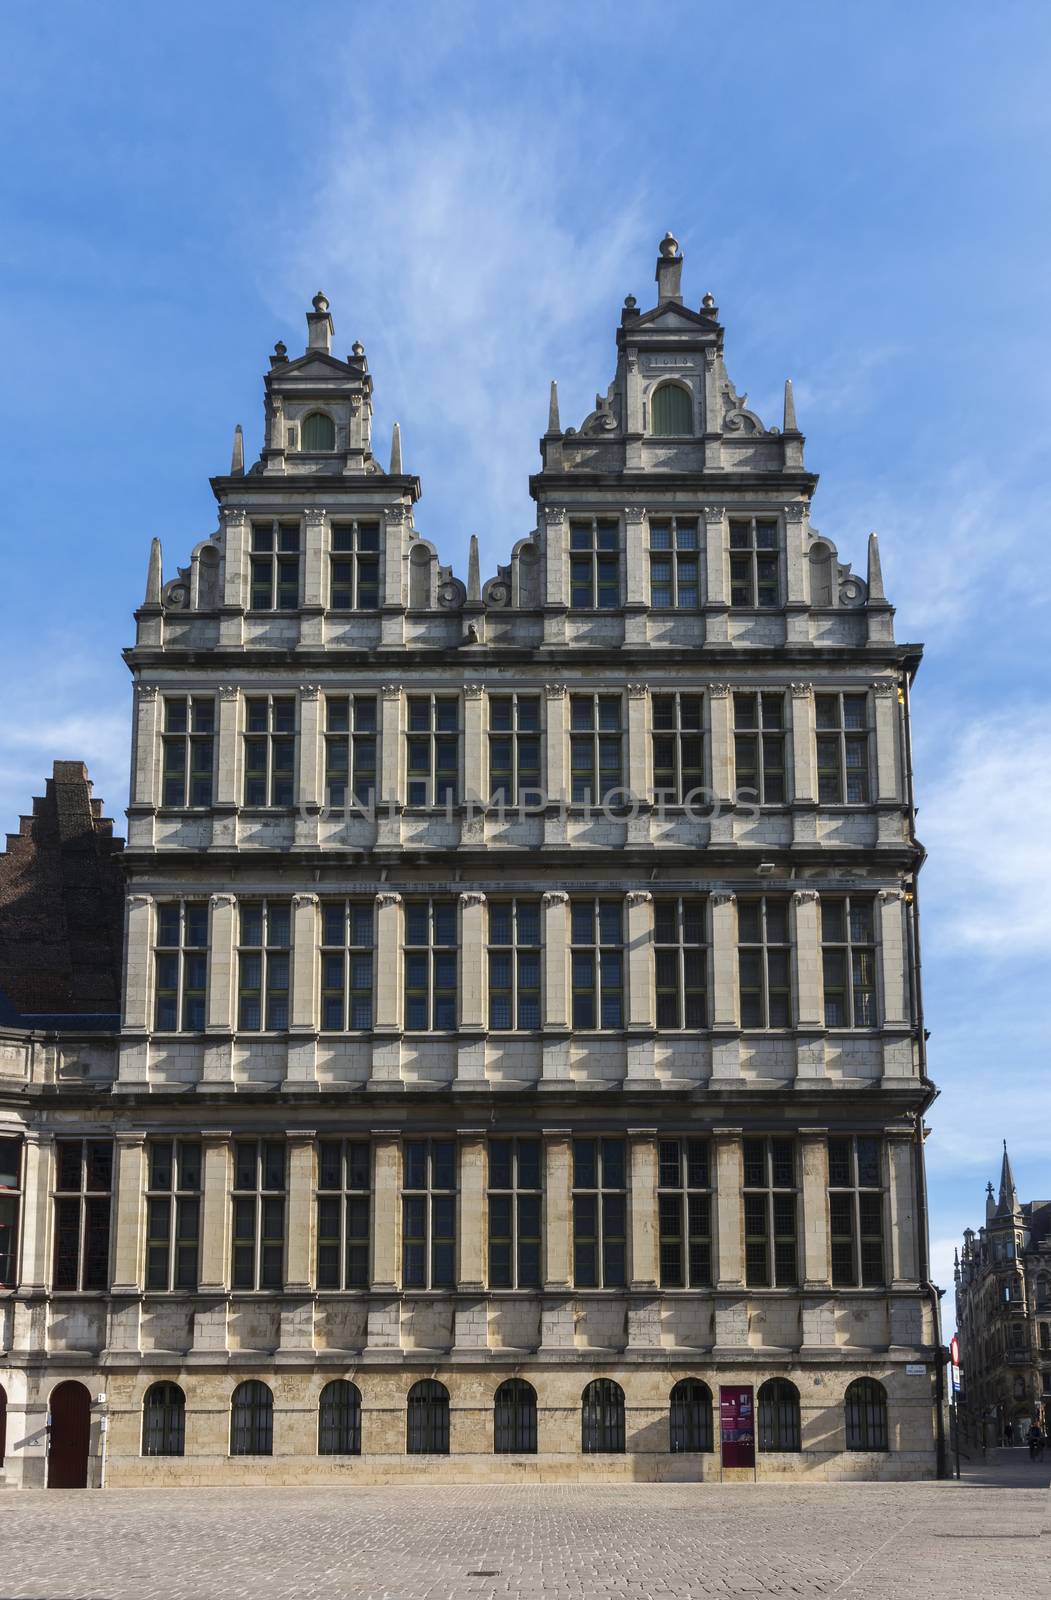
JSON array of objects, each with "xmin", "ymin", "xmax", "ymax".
[
  {"xmin": 719, "ymin": 1384, "xmax": 756, "ymax": 1471},
  {"xmin": 48, "ymin": 1381, "xmax": 91, "ymax": 1488}
]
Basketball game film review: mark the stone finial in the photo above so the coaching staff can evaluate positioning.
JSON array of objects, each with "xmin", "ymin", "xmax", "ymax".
[
  {"xmin": 306, "ymin": 290, "xmax": 333, "ymax": 354},
  {"xmin": 230, "ymin": 423, "xmax": 244, "ymax": 476},
  {"xmin": 866, "ymin": 532, "xmax": 887, "ymax": 603},
  {"xmin": 655, "ymin": 231, "xmax": 684, "ymax": 305},
  {"xmin": 783, "ymin": 379, "xmax": 799, "ymax": 433},
  {"xmin": 467, "ymin": 535, "xmax": 482, "ymax": 607},
  {"xmin": 144, "ymin": 538, "xmax": 163, "ymax": 607},
  {"xmin": 389, "ymin": 421, "xmax": 403, "ymax": 475},
  {"xmin": 548, "ymin": 380, "xmax": 561, "ymax": 434},
  {"xmin": 270, "ymin": 340, "xmax": 288, "ymax": 368}
]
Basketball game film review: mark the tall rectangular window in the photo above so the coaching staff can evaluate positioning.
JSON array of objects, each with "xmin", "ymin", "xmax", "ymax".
[
  {"xmin": 402, "ymin": 1138, "xmax": 456, "ymax": 1289},
  {"xmin": 250, "ymin": 522, "xmax": 300, "ymax": 610},
  {"xmin": 733, "ymin": 692, "xmax": 786, "ymax": 804},
  {"xmin": 145, "ymin": 1140, "xmax": 201, "ymax": 1291},
  {"xmin": 654, "ymin": 897, "xmax": 708, "ymax": 1028},
  {"xmin": 488, "ymin": 1137, "xmax": 541, "ymax": 1289},
  {"xmin": 658, "ymin": 1138, "xmax": 712, "ymax": 1288},
  {"xmin": 729, "ymin": 517, "xmax": 780, "ymax": 607},
  {"xmin": 52, "ymin": 1140, "xmax": 112, "ymax": 1291},
  {"xmin": 569, "ymin": 518, "xmax": 620, "ymax": 609},
  {"xmin": 243, "ymin": 695, "xmax": 296, "ymax": 806},
  {"xmin": 404, "ymin": 900, "xmax": 458, "ymax": 1030},
  {"xmin": 743, "ymin": 1137, "xmax": 798, "ymax": 1288},
  {"xmin": 828, "ymin": 1136, "xmax": 885, "ymax": 1288},
  {"xmin": 231, "ymin": 1139, "xmax": 286, "ymax": 1290},
  {"xmin": 570, "ymin": 898, "xmax": 624, "ymax": 1030},
  {"xmin": 488, "ymin": 694, "xmax": 542, "ymax": 804},
  {"xmin": 738, "ymin": 898, "xmax": 792, "ymax": 1028},
  {"xmin": 570, "ymin": 694, "xmax": 623, "ymax": 804},
  {"xmin": 237, "ymin": 901, "xmax": 291, "ymax": 1031},
  {"xmin": 319, "ymin": 901, "xmax": 375, "ymax": 1031},
  {"xmin": 154, "ymin": 901, "xmax": 208, "ymax": 1031},
  {"xmin": 821, "ymin": 898, "xmax": 877, "ymax": 1027},
  {"xmin": 317, "ymin": 1139, "xmax": 371, "ymax": 1290},
  {"xmin": 330, "ymin": 521, "xmax": 380, "ymax": 610},
  {"xmin": 572, "ymin": 1137, "xmax": 626, "ymax": 1288},
  {"xmin": 406, "ymin": 695, "xmax": 459, "ymax": 806},
  {"xmin": 649, "ymin": 517, "xmax": 700, "ymax": 609},
  {"xmin": 652, "ymin": 693, "xmax": 704, "ymax": 804},
  {"xmin": 815, "ymin": 692, "xmax": 871, "ymax": 803},
  {"xmin": 0, "ymin": 1136, "xmax": 23, "ymax": 1289},
  {"xmin": 324, "ymin": 694, "xmax": 377, "ymax": 808},
  {"xmin": 161, "ymin": 696, "xmax": 215, "ymax": 807},
  {"xmin": 488, "ymin": 899, "xmax": 542, "ymax": 1030}
]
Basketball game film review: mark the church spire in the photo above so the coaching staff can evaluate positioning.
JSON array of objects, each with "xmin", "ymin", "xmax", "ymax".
[{"xmin": 996, "ymin": 1140, "xmax": 1018, "ymax": 1216}]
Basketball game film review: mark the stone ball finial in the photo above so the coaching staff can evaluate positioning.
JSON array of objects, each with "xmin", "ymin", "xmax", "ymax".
[
  {"xmin": 273, "ymin": 340, "xmax": 287, "ymax": 357},
  {"xmin": 351, "ymin": 340, "xmax": 365, "ymax": 357},
  {"xmin": 623, "ymin": 294, "xmax": 637, "ymax": 309},
  {"xmin": 312, "ymin": 291, "xmax": 330, "ymax": 313},
  {"xmin": 659, "ymin": 231, "xmax": 680, "ymax": 258},
  {"xmin": 702, "ymin": 292, "xmax": 716, "ymax": 309}
]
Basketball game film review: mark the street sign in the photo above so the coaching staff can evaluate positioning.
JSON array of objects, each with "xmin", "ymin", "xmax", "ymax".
[{"xmin": 905, "ymin": 1363, "xmax": 927, "ymax": 1376}]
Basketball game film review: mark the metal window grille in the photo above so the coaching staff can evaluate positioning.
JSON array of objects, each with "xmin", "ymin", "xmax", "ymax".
[
  {"xmin": 142, "ymin": 1383, "xmax": 186, "ymax": 1457},
  {"xmin": 570, "ymin": 898, "xmax": 624, "ymax": 1030},
  {"xmin": 230, "ymin": 1380, "xmax": 273, "ymax": 1456},
  {"xmin": 145, "ymin": 1139, "xmax": 201, "ymax": 1291},
  {"xmin": 404, "ymin": 899, "xmax": 458, "ymax": 1030},
  {"xmin": 487, "ymin": 900, "xmax": 542, "ymax": 1031},
  {"xmin": 815, "ymin": 692, "xmax": 871, "ymax": 803},
  {"xmin": 243, "ymin": 695, "xmax": 296, "ymax": 805},
  {"xmin": 569, "ymin": 695, "xmax": 623, "ymax": 804},
  {"xmin": 330, "ymin": 520, "xmax": 380, "ymax": 609},
  {"xmin": 648, "ymin": 517, "xmax": 700, "ymax": 607},
  {"xmin": 757, "ymin": 1379, "xmax": 801, "ymax": 1451},
  {"xmin": 569, "ymin": 518, "xmax": 620, "ymax": 609},
  {"xmin": 318, "ymin": 1379, "xmax": 362, "ymax": 1455},
  {"xmin": 844, "ymin": 1379, "xmax": 888, "ymax": 1451},
  {"xmin": 572, "ymin": 1137, "xmax": 626, "ymax": 1288},
  {"xmin": 317, "ymin": 1139, "xmax": 371, "ymax": 1290},
  {"xmin": 738, "ymin": 898, "xmax": 793, "ymax": 1028},
  {"xmin": 581, "ymin": 1379, "xmax": 625, "ymax": 1454},
  {"xmin": 488, "ymin": 694, "xmax": 542, "ymax": 804},
  {"xmin": 821, "ymin": 897, "xmax": 878, "ymax": 1028},
  {"xmin": 494, "ymin": 1379, "xmax": 538, "ymax": 1454},
  {"xmin": 402, "ymin": 1139, "xmax": 456, "ymax": 1289},
  {"xmin": 487, "ymin": 1137, "xmax": 542, "ymax": 1289},
  {"xmin": 250, "ymin": 522, "xmax": 300, "ymax": 610},
  {"xmin": 406, "ymin": 695, "xmax": 460, "ymax": 806},
  {"xmin": 743, "ymin": 1138, "xmax": 798, "ymax": 1288},
  {"xmin": 324, "ymin": 696, "xmax": 377, "ymax": 807},
  {"xmin": 828, "ymin": 1136, "xmax": 885, "ymax": 1288},
  {"xmin": 52, "ymin": 1140, "xmax": 112, "ymax": 1291},
  {"xmin": 654, "ymin": 898, "xmax": 708, "ymax": 1029},
  {"xmin": 733, "ymin": 692, "xmax": 786, "ymax": 804},
  {"xmin": 657, "ymin": 1138, "xmax": 712, "ymax": 1288},
  {"xmin": 154, "ymin": 901, "xmax": 209, "ymax": 1032},
  {"xmin": 406, "ymin": 1379, "xmax": 449, "ymax": 1454},
  {"xmin": 319, "ymin": 901, "xmax": 375, "ymax": 1031},
  {"xmin": 237, "ymin": 901, "xmax": 291, "ymax": 1030},
  {"xmin": 652, "ymin": 695, "xmax": 704, "ymax": 803},
  {"xmin": 729, "ymin": 517, "xmax": 780, "ymax": 607},
  {"xmin": 231, "ymin": 1139, "xmax": 286, "ymax": 1291},
  {"xmin": 669, "ymin": 1379, "xmax": 713, "ymax": 1452},
  {"xmin": 161, "ymin": 695, "xmax": 215, "ymax": 807}
]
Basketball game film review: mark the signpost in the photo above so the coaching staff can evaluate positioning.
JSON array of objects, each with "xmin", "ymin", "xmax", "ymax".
[
  {"xmin": 719, "ymin": 1385, "xmax": 756, "ymax": 1473},
  {"xmin": 949, "ymin": 1335, "xmax": 962, "ymax": 1479}
]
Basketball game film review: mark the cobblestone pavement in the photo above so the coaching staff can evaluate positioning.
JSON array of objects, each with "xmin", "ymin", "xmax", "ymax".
[{"xmin": 0, "ymin": 1464, "xmax": 1047, "ymax": 1600}]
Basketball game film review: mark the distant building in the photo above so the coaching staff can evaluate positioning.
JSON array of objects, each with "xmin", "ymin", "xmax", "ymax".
[
  {"xmin": 955, "ymin": 1146, "xmax": 1051, "ymax": 1439},
  {"xmin": 1, "ymin": 235, "xmax": 942, "ymax": 1489}
]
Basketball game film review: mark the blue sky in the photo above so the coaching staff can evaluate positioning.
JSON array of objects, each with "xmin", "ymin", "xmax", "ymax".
[{"xmin": 2, "ymin": 1, "xmax": 1049, "ymax": 1316}]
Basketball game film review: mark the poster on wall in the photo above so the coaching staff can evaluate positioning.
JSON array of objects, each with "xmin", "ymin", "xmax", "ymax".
[{"xmin": 719, "ymin": 1385, "xmax": 756, "ymax": 1470}]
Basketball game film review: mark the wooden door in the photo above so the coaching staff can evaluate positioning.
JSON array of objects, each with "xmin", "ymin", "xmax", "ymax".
[{"xmin": 48, "ymin": 1381, "xmax": 91, "ymax": 1488}]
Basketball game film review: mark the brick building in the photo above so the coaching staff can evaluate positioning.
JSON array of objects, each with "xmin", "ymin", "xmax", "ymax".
[
  {"xmin": 0, "ymin": 235, "xmax": 943, "ymax": 1487},
  {"xmin": 955, "ymin": 1146, "xmax": 1051, "ymax": 1443}
]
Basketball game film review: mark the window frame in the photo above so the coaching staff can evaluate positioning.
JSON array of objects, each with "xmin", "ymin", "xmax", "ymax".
[
  {"xmin": 316, "ymin": 1138, "xmax": 371, "ymax": 1291},
  {"xmin": 657, "ymin": 1137, "xmax": 712, "ymax": 1288},
  {"xmin": 230, "ymin": 1379, "xmax": 274, "ymax": 1456},
  {"xmin": 815, "ymin": 691, "xmax": 872, "ymax": 805},
  {"xmin": 403, "ymin": 899, "xmax": 459, "ymax": 1032},
  {"xmin": 153, "ymin": 900, "xmax": 209, "ymax": 1033},
  {"xmin": 249, "ymin": 521, "xmax": 301, "ymax": 611},
  {"xmin": 487, "ymin": 899, "xmax": 542, "ymax": 1032},
  {"xmin": 569, "ymin": 693, "xmax": 624, "ymax": 806},
  {"xmin": 0, "ymin": 1135, "xmax": 23, "ymax": 1290},
  {"xmin": 405, "ymin": 693, "xmax": 461, "ymax": 808},
  {"xmin": 318, "ymin": 1379, "xmax": 362, "ymax": 1456},
  {"xmin": 654, "ymin": 897, "xmax": 709, "ymax": 1030},
  {"xmin": 821, "ymin": 897, "xmax": 878, "ymax": 1029},
  {"xmin": 844, "ymin": 1378, "xmax": 888, "ymax": 1452},
  {"xmin": 572, "ymin": 1136, "xmax": 627, "ymax": 1288},
  {"xmin": 651, "ymin": 693, "xmax": 705, "ymax": 805},
  {"xmin": 487, "ymin": 693, "xmax": 542, "ymax": 806},
  {"xmin": 300, "ymin": 411, "xmax": 337, "ymax": 452},
  {"xmin": 828, "ymin": 1135, "xmax": 886, "ymax": 1289},
  {"xmin": 728, "ymin": 516, "xmax": 781, "ymax": 608},
  {"xmin": 237, "ymin": 900, "xmax": 291, "ymax": 1032},
  {"xmin": 406, "ymin": 1378, "xmax": 450, "ymax": 1454},
  {"xmin": 733, "ymin": 691, "xmax": 787, "ymax": 805},
  {"xmin": 243, "ymin": 693, "xmax": 297, "ymax": 807},
  {"xmin": 648, "ymin": 515, "xmax": 700, "ymax": 608},
  {"xmin": 742, "ymin": 1136, "xmax": 799, "ymax": 1289},
  {"xmin": 494, "ymin": 1378, "xmax": 538, "ymax": 1454},
  {"xmin": 569, "ymin": 517, "xmax": 621, "ymax": 610},
  {"xmin": 487, "ymin": 1136, "xmax": 542, "ymax": 1290},
  {"xmin": 649, "ymin": 382, "xmax": 694, "ymax": 437},
  {"xmin": 231, "ymin": 1138, "xmax": 287, "ymax": 1292},
  {"xmin": 142, "ymin": 1382, "xmax": 186, "ymax": 1457},
  {"xmin": 401, "ymin": 1138, "xmax": 457, "ymax": 1290},
  {"xmin": 319, "ymin": 900, "xmax": 375, "ymax": 1033},
  {"xmin": 323, "ymin": 694, "xmax": 378, "ymax": 809},
  {"xmin": 570, "ymin": 898, "xmax": 625, "ymax": 1031},
  {"xmin": 581, "ymin": 1378, "xmax": 625, "ymax": 1454},
  {"xmin": 669, "ymin": 1378, "xmax": 713, "ymax": 1452},
  {"xmin": 145, "ymin": 1138, "xmax": 201, "ymax": 1292},
  {"xmin": 52, "ymin": 1139, "xmax": 112, "ymax": 1292},
  {"xmin": 329, "ymin": 519, "xmax": 380, "ymax": 611},
  {"xmin": 160, "ymin": 695, "xmax": 215, "ymax": 808},
  {"xmin": 757, "ymin": 1378, "xmax": 801, "ymax": 1452},
  {"xmin": 738, "ymin": 897, "xmax": 793, "ymax": 1029}
]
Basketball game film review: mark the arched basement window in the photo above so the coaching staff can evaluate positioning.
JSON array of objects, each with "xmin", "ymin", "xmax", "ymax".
[{"xmin": 142, "ymin": 1382, "xmax": 185, "ymax": 1457}]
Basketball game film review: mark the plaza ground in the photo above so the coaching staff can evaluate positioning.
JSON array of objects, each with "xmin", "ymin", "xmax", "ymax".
[{"xmin": 0, "ymin": 1453, "xmax": 1047, "ymax": 1599}]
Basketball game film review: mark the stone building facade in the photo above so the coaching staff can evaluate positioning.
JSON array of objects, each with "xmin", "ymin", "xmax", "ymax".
[
  {"xmin": 955, "ymin": 1146, "xmax": 1051, "ymax": 1442},
  {"xmin": 0, "ymin": 235, "xmax": 942, "ymax": 1488}
]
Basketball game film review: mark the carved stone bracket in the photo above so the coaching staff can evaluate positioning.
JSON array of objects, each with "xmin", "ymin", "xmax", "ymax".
[
  {"xmin": 879, "ymin": 889, "xmax": 906, "ymax": 902},
  {"xmin": 300, "ymin": 684, "xmax": 322, "ymax": 701},
  {"xmin": 792, "ymin": 890, "xmax": 820, "ymax": 904},
  {"xmin": 381, "ymin": 683, "xmax": 402, "ymax": 700},
  {"xmin": 126, "ymin": 893, "xmax": 154, "ymax": 909},
  {"xmin": 304, "ymin": 507, "xmax": 327, "ymax": 525},
  {"xmin": 292, "ymin": 892, "xmax": 319, "ymax": 908},
  {"xmin": 624, "ymin": 506, "xmax": 647, "ymax": 524},
  {"xmin": 543, "ymin": 505, "xmax": 566, "ymax": 524},
  {"xmin": 209, "ymin": 893, "xmax": 237, "ymax": 909},
  {"xmin": 627, "ymin": 682, "xmax": 649, "ymax": 699},
  {"xmin": 708, "ymin": 683, "xmax": 731, "ymax": 699},
  {"xmin": 545, "ymin": 683, "xmax": 566, "ymax": 700},
  {"xmin": 218, "ymin": 684, "xmax": 240, "ymax": 702},
  {"xmin": 626, "ymin": 890, "xmax": 653, "ymax": 907},
  {"xmin": 137, "ymin": 684, "xmax": 161, "ymax": 702},
  {"xmin": 871, "ymin": 680, "xmax": 897, "ymax": 697},
  {"xmin": 375, "ymin": 892, "xmax": 403, "ymax": 909},
  {"xmin": 383, "ymin": 504, "xmax": 409, "ymax": 524},
  {"xmin": 459, "ymin": 892, "xmax": 487, "ymax": 908},
  {"xmin": 711, "ymin": 891, "xmax": 737, "ymax": 907},
  {"xmin": 543, "ymin": 890, "xmax": 569, "ymax": 906},
  {"xmin": 703, "ymin": 505, "xmax": 725, "ymax": 523},
  {"xmin": 223, "ymin": 507, "xmax": 249, "ymax": 525},
  {"xmin": 464, "ymin": 683, "xmax": 484, "ymax": 699},
  {"xmin": 790, "ymin": 682, "xmax": 813, "ymax": 699},
  {"xmin": 783, "ymin": 503, "xmax": 807, "ymax": 522}
]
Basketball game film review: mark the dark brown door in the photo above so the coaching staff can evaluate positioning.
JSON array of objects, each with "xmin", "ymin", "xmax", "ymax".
[{"xmin": 48, "ymin": 1381, "xmax": 91, "ymax": 1488}]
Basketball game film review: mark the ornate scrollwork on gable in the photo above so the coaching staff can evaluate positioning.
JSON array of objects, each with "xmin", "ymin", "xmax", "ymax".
[
  {"xmin": 578, "ymin": 383, "xmax": 621, "ymax": 437},
  {"xmin": 483, "ymin": 561, "xmax": 513, "ymax": 609},
  {"xmin": 721, "ymin": 380, "xmax": 767, "ymax": 436},
  {"xmin": 162, "ymin": 567, "xmax": 192, "ymax": 610}
]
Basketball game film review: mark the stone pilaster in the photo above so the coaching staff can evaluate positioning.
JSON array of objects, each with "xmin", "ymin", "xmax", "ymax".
[
  {"xmin": 457, "ymin": 1131, "xmax": 486, "ymax": 1291},
  {"xmin": 713, "ymin": 1129, "xmax": 744, "ymax": 1289},
  {"xmin": 625, "ymin": 891, "xmax": 654, "ymax": 1031},
  {"xmin": 132, "ymin": 683, "xmax": 161, "ymax": 808},
  {"xmin": 206, "ymin": 893, "xmax": 237, "ymax": 1033},
  {"xmin": 708, "ymin": 683, "xmax": 733, "ymax": 806},
  {"xmin": 626, "ymin": 682, "xmax": 649, "ymax": 801},
  {"xmin": 887, "ymin": 1130, "xmax": 919, "ymax": 1287},
  {"xmin": 380, "ymin": 684, "xmax": 401, "ymax": 810},
  {"xmin": 792, "ymin": 889, "xmax": 824, "ymax": 1031},
  {"xmin": 543, "ymin": 1130, "xmax": 572, "ymax": 1291},
  {"xmin": 110, "ymin": 1132, "xmax": 147, "ymax": 1295},
  {"xmin": 17, "ymin": 1131, "xmax": 53, "ymax": 1293},
  {"xmin": 371, "ymin": 1133, "xmax": 401, "ymax": 1292},
  {"xmin": 790, "ymin": 681, "xmax": 816, "ymax": 804},
  {"xmin": 703, "ymin": 506, "xmax": 729, "ymax": 643},
  {"xmin": 628, "ymin": 1130, "xmax": 658, "ymax": 1289},
  {"xmin": 197, "ymin": 1132, "xmax": 232, "ymax": 1295},
  {"xmin": 458, "ymin": 892, "xmax": 487, "ymax": 1032},
  {"xmin": 799, "ymin": 1129, "xmax": 831, "ymax": 1289},
  {"xmin": 296, "ymin": 684, "xmax": 323, "ymax": 812},
  {"xmin": 871, "ymin": 679, "xmax": 900, "ymax": 803},
  {"xmin": 121, "ymin": 892, "xmax": 153, "ymax": 1036},
  {"xmin": 878, "ymin": 890, "xmax": 910, "ymax": 1031},
  {"xmin": 543, "ymin": 683, "xmax": 567, "ymax": 807},
  {"xmin": 463, "ymin": 683, "xmax": 485, "ymax": 809},
  {"xmin": 710, "ymin": 893, "xmax": 739, "ymax": 1029},
  {"xmin": 284, "ymin": 1131, "xmax": 316, "ymax": 1292}
]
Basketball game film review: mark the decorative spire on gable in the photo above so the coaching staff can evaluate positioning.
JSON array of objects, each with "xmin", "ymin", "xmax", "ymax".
[
  {"xmin": 997, "ymin": 1140, "xmax": 1019, "ymax": 1217},
  {"xmin": 230, "ymin": 423, "xmax": 244, "ymax": 476}
]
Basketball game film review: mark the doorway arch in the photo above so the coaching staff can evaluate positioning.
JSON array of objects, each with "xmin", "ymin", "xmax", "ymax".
[{"xmin": 48, "ymin": 1380, "xmax": 92, "ymax": 1488}]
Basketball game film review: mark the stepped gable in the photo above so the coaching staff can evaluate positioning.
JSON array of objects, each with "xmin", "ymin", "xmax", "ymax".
[{"xmin": 0, "ymin": 760, "xmax": 124, "ymax": 1020}]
